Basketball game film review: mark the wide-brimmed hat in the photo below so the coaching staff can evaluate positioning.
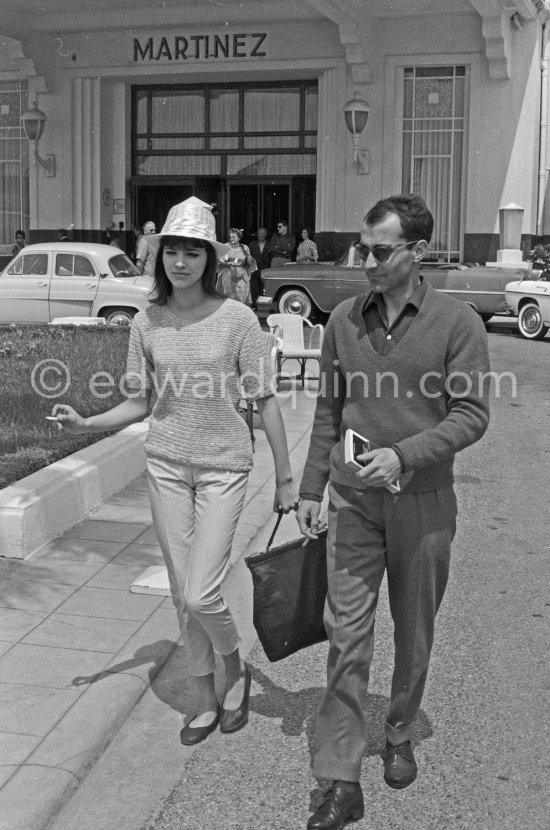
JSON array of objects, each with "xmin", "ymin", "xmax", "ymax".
[{"xmin": 147, "ymin": 197, "xmax": 230, "ymax": 258}]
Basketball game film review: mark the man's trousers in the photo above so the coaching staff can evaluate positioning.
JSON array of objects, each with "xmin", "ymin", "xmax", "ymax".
[{"xmin": 312, "ymin": 481, "xmax": 457, "ymax": 783}]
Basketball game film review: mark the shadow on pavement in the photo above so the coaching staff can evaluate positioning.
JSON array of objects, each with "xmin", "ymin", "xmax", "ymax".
[
  {"xmin": 248, "ymin": 664, "xmax": 433, "ymax": 769},
  {"xmin": 71, "ymin": 639, "xmax": 177, "ymax": 688}
]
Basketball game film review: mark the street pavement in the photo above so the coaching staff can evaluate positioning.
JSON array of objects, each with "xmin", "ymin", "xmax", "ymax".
[
  {"xmin": 0, "ymin": 359, "xmax": 317, "ymax": 830},
  {"xmin": 2, "ymin": 324, "xmax": 550, "ymax": 829}
]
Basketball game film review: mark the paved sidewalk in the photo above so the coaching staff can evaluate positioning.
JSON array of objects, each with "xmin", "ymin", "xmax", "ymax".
[{"xmin": 0, "ymin": 375, "xmax": 317, "ymax": 830}]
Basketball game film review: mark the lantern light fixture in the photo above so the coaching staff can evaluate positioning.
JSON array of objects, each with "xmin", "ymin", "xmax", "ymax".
[
  {"xmin": 343, "ymin": 93, "xmax": 370, "ymax": 174},
  {"xmin": 20, "ymin": 103, "xmax": 56, "ymax": 177}
]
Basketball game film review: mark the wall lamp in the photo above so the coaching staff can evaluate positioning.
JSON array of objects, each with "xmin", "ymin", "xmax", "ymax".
[
  {"xmin": 20, "ymin": 103, "xmax": 56, "ymax": 177},
  {"xmin": 343, "ymin": 93, "xmax": 370, "ymax": 175}
]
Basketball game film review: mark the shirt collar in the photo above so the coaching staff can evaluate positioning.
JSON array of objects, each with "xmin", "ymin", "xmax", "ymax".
[{"xmin": 362, "ymin": 276, "xmax": 427, "ymax": 316}]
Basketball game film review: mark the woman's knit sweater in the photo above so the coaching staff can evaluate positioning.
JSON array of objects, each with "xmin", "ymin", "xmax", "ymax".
[
  {"xmin": 300, "ymin": 286, "xmax": 491, "ymax": 498},
  {"xmin": 126, "ymin": 299, "xmax": 274, "ymax": 472}
]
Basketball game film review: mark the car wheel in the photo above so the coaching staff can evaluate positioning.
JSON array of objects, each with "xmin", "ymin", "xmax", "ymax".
[
  {"xmin": 278, "ymin": 289, "xmax": 313, "ymax": 319},
  {"xmin": 102, "ymin": 308, "xmax": 136, "ymax": 326},
  {"xmin": 517, "ymin": 302, "xmax": 549, "ymax": 340}
]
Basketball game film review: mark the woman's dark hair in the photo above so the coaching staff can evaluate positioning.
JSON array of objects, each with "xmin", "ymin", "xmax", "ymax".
[
  {"xmin": 150, "ymin": 236, "xmax": 220, "ymax": 305},
  {"xmin": 301, "ymin": 227, "xmax": 314, "ymax": 239},
  {"xmin": 16, "ymin": 229, "xmax": 25, "ymax": 238},
  {"xmin": 365, "ymin": 194, "xmax": 434, "ymax": 243}
]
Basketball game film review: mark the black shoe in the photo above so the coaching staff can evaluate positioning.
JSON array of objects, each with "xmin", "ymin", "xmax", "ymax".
[
  {"xmin": 220, "ymin": 663, "xmax": 251, "ymax": 733},
  {"xmin": 307, "ymin": 782, "xmax": 364, "ymax": 830},
  {"xmin": 179, "ymin": 705, "xmax": 221, "ymax": 746},
  {"xmin": 383, "ymin": 740, "xmax": 418, "ymax": 789}
]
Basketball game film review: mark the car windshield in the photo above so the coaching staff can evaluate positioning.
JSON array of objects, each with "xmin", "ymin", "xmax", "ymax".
[
  {"xmin": 109, "ymin": 253, "xmax": 140, "ymax": 277},
  {"xmin": 335, "ymin": 245, "xmax": 361, "ymax": 267}
]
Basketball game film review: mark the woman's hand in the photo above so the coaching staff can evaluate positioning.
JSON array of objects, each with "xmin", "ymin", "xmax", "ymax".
[
  {"xmin": 51, "ymin": 403, "xmax": 88, "ymax": 434},
  {"xmin": 274, "ymin": 479, "xmax": 299, "ymax": 514}
]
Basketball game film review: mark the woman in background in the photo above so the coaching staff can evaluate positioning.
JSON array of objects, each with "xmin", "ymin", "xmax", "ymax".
[
  {"xmin": 296, "ymin": 228, "xmax": 318, "ymax": 263},
  {"xmin": 217, "ymin": 228, "xmax": 256, "ymax": 304}
]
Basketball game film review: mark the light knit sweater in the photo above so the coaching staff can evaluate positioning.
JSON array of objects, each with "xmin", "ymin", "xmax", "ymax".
[
  {"xmin": 126, "ymin": 299, "xmax": 274, "ymax": 471},
  {"xmin": 300, "ymin": 285, "xmax": 491, "ymax": 498}
]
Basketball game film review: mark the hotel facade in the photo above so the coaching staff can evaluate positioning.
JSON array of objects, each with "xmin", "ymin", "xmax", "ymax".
[{"xmin": 0, "ymin": 0, "xmax": 547, "ymax": 264}]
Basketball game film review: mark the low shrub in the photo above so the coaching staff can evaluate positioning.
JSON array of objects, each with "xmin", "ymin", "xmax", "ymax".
[{"xmin": 0, "ymin": 324, "xmax": 132, "ymax": 489}]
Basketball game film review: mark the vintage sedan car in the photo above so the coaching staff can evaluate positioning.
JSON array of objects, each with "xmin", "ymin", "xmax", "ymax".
[
  {"xmin": 504, "ymin": 270, "xmax": 550, "ymax": 339},
  {"xmin": 0, "ymin": 242, "xmax": 153, "ymax": 325},
  {"xmin": 258, "ymin": 245, "xmax": 526, "ymax": 323}
]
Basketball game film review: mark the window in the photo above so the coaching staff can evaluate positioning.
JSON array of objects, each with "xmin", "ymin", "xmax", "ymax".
[
  {"xmin": 0, "ymin": 82, "xmax": 29, "ymax": 246},
  {"xmin": 402, "ymin": 66, "xmax": 467, "ymax": 262},
  {"xmin": 8, "ymin": 253, "xmax": 48, "ymax": 276},
  {"xmin": 132, "ymin": 81, "xmax": 318, "ymax": 178},
  {"xmin": 55, "ymin": 254, "xmax": 95, "ymax": 277},
  {"xmin": 108, "ymin": 253, "xmax": 139, "ymax": 277}
]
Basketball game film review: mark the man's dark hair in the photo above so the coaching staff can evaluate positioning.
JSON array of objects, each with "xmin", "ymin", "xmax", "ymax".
[
  {"xmin": 277, "ymin": 219, "xmax": 288, "ymax": 227},
  {"xmin": 365, "ymin": 194, "xmax": 434, "ymax": 243},
  {"xmin": 150, "ymin": 235, "xmax": 220, "ymax": 305},
  {"xmin": 58, "ymin": 228, "xmax": 69, "ymax": 238},
  {"xmin": 16, "ymin": 229, "xmax": 25, "ymax": 238}
]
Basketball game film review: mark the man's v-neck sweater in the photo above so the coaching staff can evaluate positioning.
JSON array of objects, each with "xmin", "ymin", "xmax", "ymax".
[{"xmin": 300, "ymin": 285, "xmax": 490, "ymax": 498}]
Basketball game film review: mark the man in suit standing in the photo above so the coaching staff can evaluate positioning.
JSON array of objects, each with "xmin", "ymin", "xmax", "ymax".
[
  {"xmin": 248, "ymin": 227, "xmax": 271, "ymax": 310},
  {"xmin": 269, "ymin": 220, "xmax": 295, "ymax": 268}
]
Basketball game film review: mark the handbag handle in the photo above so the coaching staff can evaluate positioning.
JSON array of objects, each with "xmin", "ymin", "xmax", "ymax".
[{"xmin": 265, "ymin": 509, "xmax": 284, "ymax": 552}]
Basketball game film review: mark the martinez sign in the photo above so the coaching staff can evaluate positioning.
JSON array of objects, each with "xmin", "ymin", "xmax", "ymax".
[{"xmin": 133, "ymin": 33, "xmax": 268, "ymax": 62}]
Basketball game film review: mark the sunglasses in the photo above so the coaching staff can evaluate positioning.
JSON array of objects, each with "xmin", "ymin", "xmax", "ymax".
[{"xmin": 354, "ymin": 239, "xmax": 420, "ymax": 264}]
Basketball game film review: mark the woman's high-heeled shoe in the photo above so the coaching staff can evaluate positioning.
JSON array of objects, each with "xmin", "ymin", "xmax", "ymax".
[
  {"xmin": 220, "ymin": 664, "xmax": 251, "ymax": 734},
  {"xmin": 180, "ymin": 704, "xmax": 221, "ymax": 746}
]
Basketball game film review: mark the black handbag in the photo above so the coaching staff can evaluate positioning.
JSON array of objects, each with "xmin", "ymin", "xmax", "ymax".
[{"xmin": 245, "ymin": 511, "xmax": 328, "ymax": 662}]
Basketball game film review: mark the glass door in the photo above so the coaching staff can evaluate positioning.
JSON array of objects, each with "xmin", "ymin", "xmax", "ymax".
[
  {"xmin": 227, "ymin": 182, "xmax": 290, "ymax": 244},
  {"xmin": 133, "ymin": 183, "xmax": 194, "ymax": 234}
]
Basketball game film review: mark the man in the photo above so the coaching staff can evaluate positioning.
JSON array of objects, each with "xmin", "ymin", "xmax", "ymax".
[
  {"xmin": 269, "ymin": 219, "xmax": 295, "ymax": 267},
  {"xmin": 248, "ymin": 227, "xmax": 271, "ymax": 309},
  {"xmin": 297, "ymin": 194, "xmax": 490, "ymax": 830},
  {"xmin": 57, "ymin": 228, "xmax": 70, "ymax": 241},
  {"xmin": 12, "ymin": 229, "xmax": 25, "ymax": 257},
  {"xmin": 136, "ymin": 219, "xmax": 156, "ymax": 276}
]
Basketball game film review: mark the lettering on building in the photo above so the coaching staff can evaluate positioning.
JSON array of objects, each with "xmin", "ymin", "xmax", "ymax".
[{"xmin": 133, "ymin": 33, "xmax": 267, "ymax": 62}]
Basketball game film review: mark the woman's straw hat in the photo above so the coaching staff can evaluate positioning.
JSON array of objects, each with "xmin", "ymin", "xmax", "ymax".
[{"xmin": 148, "ymin": 197, "xmax": 230, "ymax": 258}]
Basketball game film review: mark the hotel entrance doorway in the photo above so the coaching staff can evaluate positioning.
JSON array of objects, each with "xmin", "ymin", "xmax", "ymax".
[{"xmin": 132, "ymin": 176, "xmax": 315, "ymax": 250}]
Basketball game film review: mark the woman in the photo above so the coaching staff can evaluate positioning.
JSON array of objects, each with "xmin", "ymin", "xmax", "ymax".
[
  {"xmin": 217, "ymin": 228, "xmax": 255, "ymax": 304},
  {"xmin": 296, "ymin": 228, "xmax": 318, "ymax": 263},
  {"xmin": 51, "ymin": 197, "xmax": 298, "ymax": 746},
  {"xmin": 12, "ymin": 229, "xmax": 25, "ymax": 258}
]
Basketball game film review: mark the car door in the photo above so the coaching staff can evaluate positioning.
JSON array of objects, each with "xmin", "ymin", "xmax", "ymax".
[
  {"xmin": 0, "ymin": 251, "xmax": 50, "ymax": 322},
  {"xmin": 333, "ymin": 246, "xmax": 368, "ymax": 306},
  {"xmin": 48, "ymin": 252, "xmax": 100, "ymax": 319}
]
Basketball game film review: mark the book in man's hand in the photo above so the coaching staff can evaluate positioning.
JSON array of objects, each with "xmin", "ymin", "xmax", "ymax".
[{"xmin": 344, "ymin": 428, "xmax": 411, "ymax": 494}]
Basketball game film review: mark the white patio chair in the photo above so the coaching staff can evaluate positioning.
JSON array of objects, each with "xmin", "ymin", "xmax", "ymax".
[
  {"xmin": 266, "ymin": 313, "xmax": 324, "ymax": 389},
  {"xmin": 239, "ymin": 331, "xmax": 279, "ymax": 449}
]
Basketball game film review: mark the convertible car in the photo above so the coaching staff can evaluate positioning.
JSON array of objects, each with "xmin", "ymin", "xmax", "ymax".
[
  {"xmin": 504, "ymin": 270, "xmax": 550, "ymax": 339},
  {"xmin": 258, "ymin": 246, "xmax": 527, "ymax": 323}
]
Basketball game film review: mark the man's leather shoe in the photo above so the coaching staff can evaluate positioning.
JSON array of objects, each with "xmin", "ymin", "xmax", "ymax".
[
  {"xmin": 180, "ymin": 705, "xmax": 221, "ymax": 746},
  {"xmin": 220, "ymin": 663, "xmax": 251, "ymax": 733},
  {"xmin": 383, "ymin": 740, "xmax": 418, "ymax": 789},
  {"xmin": 307, "ymin": 781, "xmax": 364, "ymax": 830}
]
